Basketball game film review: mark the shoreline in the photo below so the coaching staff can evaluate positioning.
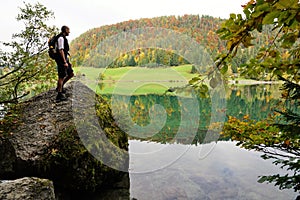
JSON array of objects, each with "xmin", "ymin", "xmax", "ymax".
[{"xmin": 228, "ymin": 79, "xmax": 283, "ymax": 85}]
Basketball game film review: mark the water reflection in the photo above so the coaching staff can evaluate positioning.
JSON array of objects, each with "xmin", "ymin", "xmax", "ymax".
[
  {"xmin": 125, "ymin": 84, "xmax": 297, "ymax": 199},
  {"xmin": 102, "ymin": 84, "xmax": 281, "ymax": 145},
  {"xmin": 129, "ymin": 140, "xmax": 297, "ymax": 200},
  {"xmin": 65, "ymin": 84, "xmax": 297, "ymax": 199}
]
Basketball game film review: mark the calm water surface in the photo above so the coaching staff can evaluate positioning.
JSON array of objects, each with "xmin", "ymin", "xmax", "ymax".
[
  {"xmin": 129, "ymin": 140, "xmax": 297, "ymax": 200},
  {"xmin": 125, "ymin": 84, "xmax": 297, "ymax": 200}
]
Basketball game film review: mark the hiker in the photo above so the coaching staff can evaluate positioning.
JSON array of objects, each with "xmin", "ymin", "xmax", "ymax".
[{"xmin": 55, "ymin": 25, "xmax": 74, "ymax": 102}]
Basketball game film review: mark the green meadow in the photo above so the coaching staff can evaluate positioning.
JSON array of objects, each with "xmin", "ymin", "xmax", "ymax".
[{"xmin": 74, "ymin": 65, "xmax": 198, "ymax": 95}]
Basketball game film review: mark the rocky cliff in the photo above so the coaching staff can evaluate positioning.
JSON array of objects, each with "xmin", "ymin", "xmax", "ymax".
[{"xmin": 0, "ymin": 81, "xmax": 129, "ymax": 198}]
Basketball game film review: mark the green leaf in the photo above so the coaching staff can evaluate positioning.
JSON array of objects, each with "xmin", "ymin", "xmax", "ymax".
[
  {"xmin": 257, "ymin": 2, "xmax": 271, "ymax": 12},
  {"xmin": 243, "ymin": 8, "xmax": 251, "ymax": 19},
  {"xmin": 276, "ymin": 0, "xmax": 299, "ymax": 9},
  {"xmin": 220, "ymin": 65, "xmax": 228, "ymax": 74},
  {"xmin": 258, "ymin": 176, "xmax": 269, "ymax": 183},
  {"xmin": 189, "ymin": 76, "xmax": 201, "ymax": 85},
  {"xmin": 252, "ymin": 2, "xmax": 270, "ymax": 18},
  {"xmin": 263, "ymin": 11, "xmax": 281, "ymax": 24},
  {"xmin": 257, "ymin": 23, "xmax": 263, "ymax": 32},
  {"xmin": 199, "ymin": 92, "xmax": 207, "ymax": 99},
  {"xmin": 230, "ymin": 13, "xmax": 236, "ymax": 19},
  {"xmin": 199, "ymin": 84, "xmax": 209, "ymax": 93},
  {"xmin": 252, "ymin": 10, "xmax": 264, "ymax": 18}
]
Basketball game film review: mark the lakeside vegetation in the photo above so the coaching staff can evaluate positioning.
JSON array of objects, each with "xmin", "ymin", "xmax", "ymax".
[
  {"xmin": 74, "ymin": 65, "xmax": 197, "ymax": 94},
  {"xmin": 73, "ymin": 65, "xmax": 283, "ymax": 96}
]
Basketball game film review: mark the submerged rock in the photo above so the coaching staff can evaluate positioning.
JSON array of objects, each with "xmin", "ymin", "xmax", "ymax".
[
  {"xmin": 0, "ymin": 177, "xmax": 55, "ymax": 200},
  {"xmin": 0, "ymin": 81, "xmax": 129, "ymax": 195}
]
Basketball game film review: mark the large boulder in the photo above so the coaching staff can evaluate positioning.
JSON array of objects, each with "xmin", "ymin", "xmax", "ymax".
[
  {"xmin": 0, "ymin": 81, "xmax": 129, "ymax": 195},
  {"xmin": 0, "ymin": 177, "xmax": 55, "ymax": 200}
]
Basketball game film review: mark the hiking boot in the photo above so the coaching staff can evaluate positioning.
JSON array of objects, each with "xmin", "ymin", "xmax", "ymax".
[
  {"xmin": 56, "ymin": 93, "xmax": 67, "ymax": 103},
  {"xmin": 56, "ymin": 87, "xmax": 67, "ymax": 94}
]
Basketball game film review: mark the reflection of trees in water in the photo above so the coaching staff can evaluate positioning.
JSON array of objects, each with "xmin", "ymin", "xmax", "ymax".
[
  {"xmin": 102, "ymin": 84, "xmax": 281, "ymax": 145},
  {"xmin": 226, "ymin": 84, "xmax": 281, "ymax": 120}
]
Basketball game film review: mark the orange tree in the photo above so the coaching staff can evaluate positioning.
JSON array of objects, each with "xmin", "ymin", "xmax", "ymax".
[{"xmin": 214, "ymin": 0, "xmax": 299, "ymax": 194}]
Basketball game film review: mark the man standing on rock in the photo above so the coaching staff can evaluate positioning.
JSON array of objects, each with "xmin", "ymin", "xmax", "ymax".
[{"xmin": 55, "ymin": 25, "xmax": 74, "ymax": 102}]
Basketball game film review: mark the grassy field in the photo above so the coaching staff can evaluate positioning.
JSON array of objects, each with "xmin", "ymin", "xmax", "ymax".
[{"xmin": 74, "ymin": 65, "xmax": 198, "ymax": 94}]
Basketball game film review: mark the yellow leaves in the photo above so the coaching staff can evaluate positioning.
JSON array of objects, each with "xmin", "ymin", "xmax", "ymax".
[
  {"xmin": 84, "ymin": 53, "xmax": 90, "ymax": 60},
  {"xmin": 134, "ymin": 99, "xmax": 140, "ymax": 106},
  {"xmin": 243, "ymin": 115, "xmax": 250, "ymax": 120},
  {"xmin": 166, "ymin": 107, "xmax": 173, "ymax": 116},
  {"xmin": 226, "ymin": 40, "xmax": 235, "ymax": 51},
  {"xmin": 227, "ymin": 115, "xmax": 238, "ymax": 123},
  {"xmin": 222, "ymin": 113, "xmax": 288, "ymax": 151},
  {"xmin": 281, "ymin": 90, "xmax": 289, "ymax": 98},
  {"xmin": 123, "ymin": 54, "xmax": 128, "ymax": 60},
  {"xmin": 236, "ymin": 90, "xmax": 241, "ymax": 97},
  {"xmin": 281, "ymin": 51, "xmax": 290, "ymax": 59},
  {"xmin": 225, "ymin": 31, "xmax": 253, "ymax": 53},
  {"xmin": 140, "ymin": 52, "xmax": 145, "ymax": 59},
  {"xmin": 134, "ymin": 99, "xmax": 145, "ymax": 110},
  {"xmin": 134, "ymin": 56, "xmax": 139, "ymax": 63},
  {"xmin": 51, "ymin": 148, "xmax": 58, "ymax": 155}
]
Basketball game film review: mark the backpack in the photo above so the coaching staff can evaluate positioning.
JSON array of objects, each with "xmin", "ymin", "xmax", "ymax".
[{"xmin": 48, "ymin": 35, "xmax": 59, "ymax": 59}]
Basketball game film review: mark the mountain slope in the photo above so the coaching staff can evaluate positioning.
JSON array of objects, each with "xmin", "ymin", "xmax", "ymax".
[
  {"xmin": 70, "ymin": 14, "xmax": 271, "ymax": 72},
  {"xmin": 70, "ymin": 15, "xmax": 225, "ymax": 68}
]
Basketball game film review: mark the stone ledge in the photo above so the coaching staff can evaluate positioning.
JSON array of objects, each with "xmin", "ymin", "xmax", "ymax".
[{"xmin": 0, "ymin": 177, "xmax": 55, "ymax": 200}]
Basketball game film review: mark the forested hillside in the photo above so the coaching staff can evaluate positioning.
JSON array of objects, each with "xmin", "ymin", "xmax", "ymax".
[{"xmin": 70, "ymin": 14, "xmax": 273, "ymax": 75}]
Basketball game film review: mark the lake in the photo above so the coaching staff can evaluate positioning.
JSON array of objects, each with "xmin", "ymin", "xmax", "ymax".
[
  {"xmin": 129, "ymin": 140, "xmax": 295, "ymax": 200},
  {"xmin": 99, "ymin": 83, "xmax": 298, "ymax": 199}
]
